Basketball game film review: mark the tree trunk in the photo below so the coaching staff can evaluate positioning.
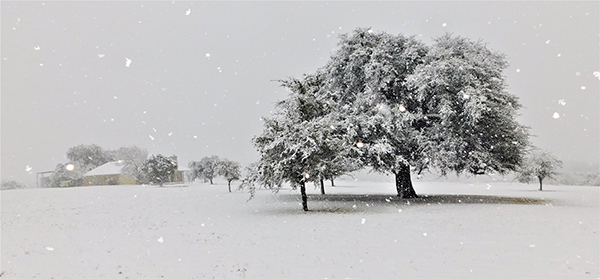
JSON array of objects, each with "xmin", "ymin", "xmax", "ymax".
[
  {"xmin": 331, "ymin": 179, "xmax": 335, "ymax": 187},
  {"xmin": 320, "ymin": 177, "xmax": 325, "ymax": 195},
  {"xmin": 228, "ymin": 180, "xmax": 232, "ymax": 193},
  {"xmin": 395, "ymin": 164, "xmax": 418, "ymax": 198},
  {"xmin": 538, "ymin": 176, "xmax": 543, "ymax": 191},
  {"xmin": 209, "ymin": 178, "xmax": 213, "ymax": 185},
  {"xmin": 300, "ymin": 182, "xmax": 308, "ymax": 211}
]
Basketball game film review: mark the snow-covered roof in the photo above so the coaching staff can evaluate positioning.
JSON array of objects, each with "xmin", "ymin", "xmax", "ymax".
[{"xmin": 84, "ymin": 161, "xmax": 126, "ymax": 176}]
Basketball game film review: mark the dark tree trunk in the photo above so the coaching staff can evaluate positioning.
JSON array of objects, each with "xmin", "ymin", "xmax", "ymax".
[
  {"xmin": 331, "ymin": 179, "xmax": 335, "ymax": 187},
  {"xmin": 320, "ymin": 177, "xmax": 325, "ymax": 195},
  {"xmin": 300, "ymin": 182, "xmax": 308, "ymax": 211},
  {"xmin": 395, "ymin": 164, "xmax": 418, "ymax": 198},
  {"xmin": 228, "ymin": 180, "xmax": 232, "ymax": 193},
  {"xmin": 538, "ymin": 176, "xmax": 543, "ymax": 191},
  {"xmin": 209, "ymin": 178, "xmax": 213, "ymax": 185}
]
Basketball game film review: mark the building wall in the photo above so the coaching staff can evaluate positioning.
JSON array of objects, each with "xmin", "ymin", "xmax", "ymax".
[{"xmin": 83, "ymin": 174, "xmax": 137, "ymax": 186}]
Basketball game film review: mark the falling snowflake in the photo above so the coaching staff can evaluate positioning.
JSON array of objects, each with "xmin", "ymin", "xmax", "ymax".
[
  {"xmin": 557, "ymin": 53, "xmax": 561, "ymax": 57},
  {"xmin": 545, "ymin": 39, "xmax": 550, "ymax": 44},
  {"xmin": 356, "ymin": 141, "xmax": 364, "ymax": 148},
  {"xmin": 398, "ymin": 105, "xmax": 407, "ymax": 112},
  {"xmin": 157, "ymin": 237, "xmax": 164, "ymax": 244},
  {"xmin": 580, "ymin": 86, "xmax": 586, "ymax": 90},
  {"xmin": 361, "ymin": 218, "xmax": 366, "ymax": 224},
  {"xmin": 205, "ymin": 53, "xmax": 211, "ymax": 58},
  {"xmin": 125, "ymin": 58, "xmax": 132, "ymax": 67},
  {"xmin": 593, "ymin": 71, "xmax": 600, "ymax": 80},
  {"xmin": 367, "ymin": 29, "xmax": 373, "ymax": 34},
  {"xmin": 442, "ymin": 23, "xmax": 447, "ymax": 27},
  {"xmin": 98, "ymin": 54, "xmax": 105, "ymax": 58},
  {"xmin": 552, "ymin": 112, "xmax": 560, "ymax": 119},
  {"xmin": 46, "ymin": 247, "xmax": 55, "ymax": 251},
  {"xmin": 185, "ymin": 8, "xmax": 191, "ymax": 15},
  {"xmin": 516, "ymin": 69, "xmax": 521, "ymax": 73},
  {"xmin": 423, "ymin": 233, "xmax": 427, "ymax": 236},
  {"xmin": 149, "ymin": 135, "xmax": 155, "ymax": 140},
  {"xmin": 558, "ymin": 99, "xmax": 566, "ymax": 106},
  {"xmin": 34, "ymin": 46, "xmax": 40, "ymax": 50},
  {"xmin": 25, "ymin": 165, "xmax": 33, "ymax": 172},
  {"xmin": 529, "ymin": 244, "xmax": 535, "ymax": 248}
]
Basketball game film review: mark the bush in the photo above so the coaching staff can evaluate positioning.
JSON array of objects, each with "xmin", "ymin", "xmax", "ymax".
[{"xmin": 1, "ymin": 180, "xmax": 27, "ymax": 190}]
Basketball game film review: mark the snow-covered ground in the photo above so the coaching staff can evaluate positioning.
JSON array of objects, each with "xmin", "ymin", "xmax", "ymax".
[{"xmin": 1, "ymin": 179, "xmax": 598, "ymax": 278}]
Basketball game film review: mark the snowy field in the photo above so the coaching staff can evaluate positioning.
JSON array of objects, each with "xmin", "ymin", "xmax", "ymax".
[{"xmin": 1, "ymin": 179, "xmax": 598, "ymax": 278}]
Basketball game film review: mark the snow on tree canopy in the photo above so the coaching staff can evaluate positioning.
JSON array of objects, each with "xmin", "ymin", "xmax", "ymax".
[{"xmin": 252, "ymin": 28, "xmax": 530, "ymax": 210}]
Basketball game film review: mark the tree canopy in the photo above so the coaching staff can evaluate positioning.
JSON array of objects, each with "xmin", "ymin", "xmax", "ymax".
[{"xmin": 140, "ymin": 154, "xmax": 177, "ymax": 187}]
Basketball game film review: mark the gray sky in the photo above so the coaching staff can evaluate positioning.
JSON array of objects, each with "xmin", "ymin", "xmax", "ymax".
[{"xmin": 2, "ymin": 1, "xmax": 599, "ymax": 186}]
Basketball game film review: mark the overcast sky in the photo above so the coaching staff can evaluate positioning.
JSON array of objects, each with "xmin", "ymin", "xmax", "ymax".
[{"xmin": 2, "ymin": 1, "xmax": 598, "ymax": 186}]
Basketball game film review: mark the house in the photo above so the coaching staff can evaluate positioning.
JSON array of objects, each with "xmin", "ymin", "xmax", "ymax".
[
  {"xmin": 83, "ymin": 156, "xmax": 187, "ymax": 186},
  {"xmin": 83, "ymin": 161, "xmax": 136, "ymax": 186}
]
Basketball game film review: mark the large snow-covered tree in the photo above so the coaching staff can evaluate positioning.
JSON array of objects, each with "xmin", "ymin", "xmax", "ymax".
[
  {"xmin": 515, "ymin": 149, "xmax": 562, "ymax": 191},
  {"xmin": 317, "ymin": 28, "xmax": 529, "ymax": 198},
  {"xmin": 140, "ymin": 154, "xmax": 177, "ymax": 187}
]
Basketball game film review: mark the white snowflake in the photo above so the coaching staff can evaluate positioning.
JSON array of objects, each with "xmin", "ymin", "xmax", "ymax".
[
  {"xmin": 552, "ymin": 112, "xmax": 560, "ymax": 119},
  {"xmin": 125, "ymin": 58, "xmax": 132, "ymax": 67},
  {"xmin": 185, "ymin": 8, "xmax": 191, "ymax": 15}
]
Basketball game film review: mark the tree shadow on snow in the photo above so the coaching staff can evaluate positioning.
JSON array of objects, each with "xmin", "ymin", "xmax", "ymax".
[{"xmin": 262, "ymin": 193, "xmax": 550, "ymax": 214}]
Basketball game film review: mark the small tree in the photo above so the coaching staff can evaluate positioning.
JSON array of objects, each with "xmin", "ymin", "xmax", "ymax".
[
  {"xmin": 193, "ymin": 155, "xmax": 221, "ymax": 184},
  {"xmin": 47, "ymin": 163, "xmax": 82, "ymax": 187},
  {"xmin": 218, "ymin": 159, "xmax": 241, "ymax": 192},
  {"xmin": 515, "ymin": 150, "xmax": 562, "ymax": 191},
  {"xmin": 140, "ymin": 154, "xmax": 177, "ymax": 187}
]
